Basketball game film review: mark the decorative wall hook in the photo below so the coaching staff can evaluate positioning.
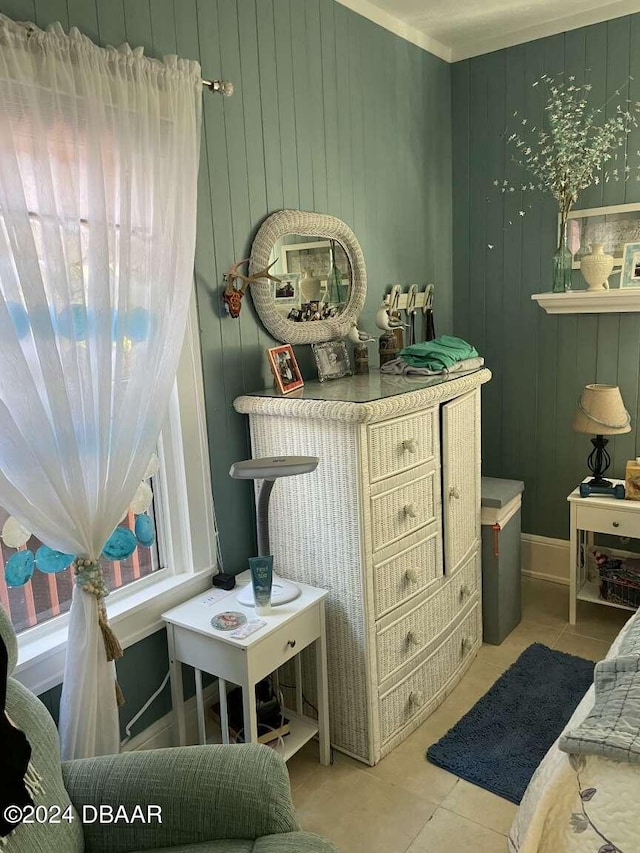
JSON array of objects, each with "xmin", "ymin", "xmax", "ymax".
[{"xmin": 222, "ymin": 258, "xmax": 280, "ymax": 319}]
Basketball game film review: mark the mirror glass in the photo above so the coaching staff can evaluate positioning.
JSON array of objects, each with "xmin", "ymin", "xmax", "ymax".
[
  {"xmin": 249, "ymin": 210, "xmax": 366, "ymax": 345},
  {"xmin": 269, "ymin": 236, "xmax": 352, "ymax": 322}
]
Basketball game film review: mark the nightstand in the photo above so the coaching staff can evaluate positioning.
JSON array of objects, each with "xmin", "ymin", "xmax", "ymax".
[
  {"xmin": 162, "ymin": 571, "xmax": 330, "ymax": 765},
  {"xmin": 568, "ymin": 479, "xmax": 640, "ymax": 624}
]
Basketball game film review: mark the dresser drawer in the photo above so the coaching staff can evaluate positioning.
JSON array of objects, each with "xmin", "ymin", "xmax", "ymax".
[
  {"xmin": 379, "ymin": 604, "xmax": 481, "ymax": 744},
  {"xmin": 367, "ymin": 409, "xmax": 437, "ymax": 483},
  {"xmin": 376, "ymin": 552, "xmax": 479, "ymax": 683},
  {"xmin": 373, "ymin": 528, "xmax": 442, "ymax": 618},
  {"xmin": 577, "ymin": 504, "xmax": 640, "ymax": 540},
  {"xmin": 371, "ymin": 471, "xmax": 437, "ymax": 552}
]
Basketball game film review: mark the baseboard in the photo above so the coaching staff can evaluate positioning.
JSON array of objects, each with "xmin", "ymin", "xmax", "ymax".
[
  {"xmin": 521, "ymin": 533, "xmax": 569, "ymax": 585},
  {"xmin": 522, "ymin": 567, "xmax": 570, "ymax": 586},
  {"xmin": 122, "ymin": 682, "xmax": 219, "ymax": 752}
]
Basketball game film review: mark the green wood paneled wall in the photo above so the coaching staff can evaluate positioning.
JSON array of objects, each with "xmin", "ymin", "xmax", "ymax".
[
  {"xmin": 452, "ymin": 16, "xmax": 640, "ymax": 542},
  {"xmin": 5, "ymin": 0, "xmax": 452, "ymax": 738}
]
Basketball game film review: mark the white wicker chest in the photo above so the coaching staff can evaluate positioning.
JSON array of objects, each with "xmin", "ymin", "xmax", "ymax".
[{"xmin": 234, "ymin": 367, "xmax": 491, "ymax": 765}]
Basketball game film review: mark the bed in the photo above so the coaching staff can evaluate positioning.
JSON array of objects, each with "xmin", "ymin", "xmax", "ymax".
[{"xmin": 509, "ymin": 607, "xmax": 640, "ymax": 852}]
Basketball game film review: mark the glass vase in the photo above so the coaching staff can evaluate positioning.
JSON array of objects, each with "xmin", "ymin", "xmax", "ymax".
[
  {"xmin": 552, "ymin": 226, "xmax": 573, "ymax": 293},
  {"xmin": 326, "ymin": 263, "xmax": 342, "ymax": 305}
]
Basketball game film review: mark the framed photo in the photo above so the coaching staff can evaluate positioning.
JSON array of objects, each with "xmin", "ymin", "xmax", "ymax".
[
  {"xmin": 280, "ymin": 239, "xmax": 332, "ymax": 276},
  {"xmin": 620, "ymin": 242, "xmax": 640, "ymax": 288},
  {"xmin": 565, "ymin": 202, "xmax": 640, "ymax": 269},
  {"xmin": 267, "ymin": 344, "xmax": 304, "ymax": 394},
  {"xmin": 271, "ymin": 273, "xmax": 300, "ymax": 305},
  {"xmin": 280, "ymin": 239, "xmax": 349, "ymax": 279},
  {"xmin": 312, "ymin": 340, "xmax": 352, "ymax": 382}
]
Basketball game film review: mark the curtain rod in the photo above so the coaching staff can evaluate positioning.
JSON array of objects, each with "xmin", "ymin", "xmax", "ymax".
[{"xmin": 202, "ymin": 78, "xmax": 234, "ymax": 96}]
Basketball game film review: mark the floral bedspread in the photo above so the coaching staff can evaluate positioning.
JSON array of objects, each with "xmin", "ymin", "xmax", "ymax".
[{"xmin": 509, "ymin": 612, "xmax": 640, "ymax": 853}]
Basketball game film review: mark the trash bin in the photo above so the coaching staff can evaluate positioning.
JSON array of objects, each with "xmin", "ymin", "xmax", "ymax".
[{"xmin": 481, "ymin": 477, "xmax": 525, "ymax": 645}]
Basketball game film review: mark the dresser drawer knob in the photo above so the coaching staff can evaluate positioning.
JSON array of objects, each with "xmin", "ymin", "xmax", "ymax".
[
  {"xmin": 405, "ymin": 568, "xmax": 419, "ymax": 583},
  {"xmin": 402, "ymin": 438, "xmax": 418, "ymax": 453},
  {"xmin": 459, "ymin": 584, "xmax": 472, "ymax": 600},
  {"xmin": 287, "ymin": 640, "xmax": 296, "ymax": 648},
  {"xmin": 461, "ymin": 637, "xmax": 473, "ymax": 655},
  {"xmin": 406, "ymin": 629, "xmax": 423, "ymax": 646},
  {"xmin": 403, "ymin": 503, "xmax": 417, "ymax": 518},
  {"xmin": 408, "ymin": 689, "xmax": 424, "ymax": 707},
  {"xmin": 449, "ymin": 486, "xmax": 460, "ymax": 500},
  {"xmin": 612, "ymin": 521, "xmax": 620, "ymax": 528}
]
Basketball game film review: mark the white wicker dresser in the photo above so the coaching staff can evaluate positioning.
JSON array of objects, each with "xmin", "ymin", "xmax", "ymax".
[{"xmin": 234, "ymin": 367, "xmax": 491, "ymax": 765}]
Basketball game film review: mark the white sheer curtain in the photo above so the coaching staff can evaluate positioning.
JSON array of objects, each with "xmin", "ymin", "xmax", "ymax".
[{"xmin": 0, "ymin": 16, "xmax": 202, "ymax": 758}]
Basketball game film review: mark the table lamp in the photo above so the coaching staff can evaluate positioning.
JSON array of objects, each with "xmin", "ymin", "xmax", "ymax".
[
  {"xmin": 572, "ymin": 384, "xmax": 631, "ymax": 487},
  {"xmin": 230, "ymin": 456, "xmax": 319, "ymax": 606}
]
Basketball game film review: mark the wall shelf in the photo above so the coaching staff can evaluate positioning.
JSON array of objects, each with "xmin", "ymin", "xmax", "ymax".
[{"xmin": 531, "ymin": 289, "xmax": 640, "ymax": 314}]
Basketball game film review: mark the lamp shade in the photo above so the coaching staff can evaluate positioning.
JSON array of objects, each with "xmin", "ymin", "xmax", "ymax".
[{"xmin": 572, "ymin": 384, "xmax": 631, "ymax": 435}]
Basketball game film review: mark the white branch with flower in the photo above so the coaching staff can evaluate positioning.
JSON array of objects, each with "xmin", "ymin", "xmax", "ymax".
[{"xmin": 500, "ymin": 73, "xmax": 640, "ymax": 251}]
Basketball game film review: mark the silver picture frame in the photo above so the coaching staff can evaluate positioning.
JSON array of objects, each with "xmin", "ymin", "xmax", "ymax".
[{"xmin": 311, "ymin": 340, "xmax": 352, "ymax": 382}]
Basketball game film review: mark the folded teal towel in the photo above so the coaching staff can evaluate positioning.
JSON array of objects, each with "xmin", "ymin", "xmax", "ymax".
[{"xmin": 399, "ymin": 335, "xmax": 479, "ymax": 370}]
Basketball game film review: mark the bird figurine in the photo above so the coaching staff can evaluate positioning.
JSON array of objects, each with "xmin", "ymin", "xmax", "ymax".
[
  {"xmin": 375, "ymin": 302, "xmax": 393, "ymax": 331},
  {"xmin": 347, "ymin": 324, "xmax": 374, "ymax": 344},
  {"xmin": 387, "ymin": 314, "xmax": 408, "ymax": 329},
  {"xmin": 375, "ymin": 302, "xmax": 408, "ymax": 331}
]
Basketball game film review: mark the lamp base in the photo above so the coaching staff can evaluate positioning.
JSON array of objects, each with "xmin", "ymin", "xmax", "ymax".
[
  {"xmin": 236, "ymin": 574, "xmax": 301, "ymax": 607},
  {"xmin": 587, "ymin": 475, "xmax": 613, "ymax": 488},
  {"xmin": 585, "ymin": 435, "xmax": 612, "ymax": 487}
]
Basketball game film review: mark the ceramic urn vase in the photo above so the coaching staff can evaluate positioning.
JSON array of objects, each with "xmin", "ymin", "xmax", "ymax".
[
  {"xmin": 300, "ymin": 268, "xmax": 322, "ymax": 302},
  {"xmin": 580, "ymin": 243, "xmax": 615, "ymax": 291}
]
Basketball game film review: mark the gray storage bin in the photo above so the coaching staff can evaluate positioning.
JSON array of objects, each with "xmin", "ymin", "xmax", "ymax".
[{"xmin": 481, "ymin": 477, "xmax": 525, "ymax": 645}]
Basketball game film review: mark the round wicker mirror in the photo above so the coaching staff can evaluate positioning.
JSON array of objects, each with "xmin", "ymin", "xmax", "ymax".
[{"xmin": 248, "ymin": 210, "xmax": 367, "ymax": 344}]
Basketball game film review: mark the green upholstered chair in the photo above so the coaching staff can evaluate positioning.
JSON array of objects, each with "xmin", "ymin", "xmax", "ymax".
[{"xmin": 0, "ymin": 605, "xmax": 337, "ymax": 852}]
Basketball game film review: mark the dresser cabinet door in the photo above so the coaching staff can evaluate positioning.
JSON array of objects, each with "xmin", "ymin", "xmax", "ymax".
[{"xmin": 442, "ymin": 389, "xmax": 480, "ymax": 574}]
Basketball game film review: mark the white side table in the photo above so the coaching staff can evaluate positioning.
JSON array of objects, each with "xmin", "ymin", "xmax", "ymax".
[
  {"xmin": 568, "ymin": 479, "xmax": 640, "ymax": 624},
  {"xmin": 162, "ymin": 571, "xmax": 330, "ymax": 765}
]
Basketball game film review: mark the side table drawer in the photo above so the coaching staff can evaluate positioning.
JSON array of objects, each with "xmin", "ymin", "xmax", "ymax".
[
  {"xmin": 577, "ymin": 504, "xmax": 640, "ymax": 540},
  {"xmin": 252, "ymin": 604, "xmax": 321, "ymax": 681}
]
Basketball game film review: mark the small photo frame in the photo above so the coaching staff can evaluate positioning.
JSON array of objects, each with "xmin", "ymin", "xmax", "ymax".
[
  {"xmin": 267, "ymin": 344, "xmax": 304, "ymax": 394},
  {"xmin": 271, "ymin": 273, "xmax": 300, "ymax": 305},
  {"xmin": 620, "ymin": 242, "xmax": 640, "ymax": 288},
  {"xmin": 312, "ymin": 340, "xmax": 352, "ymax": 382}
]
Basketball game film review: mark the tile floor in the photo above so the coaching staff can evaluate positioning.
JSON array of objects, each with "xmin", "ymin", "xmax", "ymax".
[{"xmin": 286, "ymin": 577, "xmax": 631, "ymax": 853}]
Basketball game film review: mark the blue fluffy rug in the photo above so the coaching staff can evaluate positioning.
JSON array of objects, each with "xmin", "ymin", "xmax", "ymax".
[{"xmin": 426, "ymin": 643, "xmax": 594, "ymax": 804}]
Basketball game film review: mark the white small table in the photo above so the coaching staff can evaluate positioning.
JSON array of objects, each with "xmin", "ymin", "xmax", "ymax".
[
  {"xmin": 568, "ymin": 479, "xmax": 640, "ymax": 624},
  {"xmin": 162, "ymin": 571, "xmax": 330, "ymax": 765}
]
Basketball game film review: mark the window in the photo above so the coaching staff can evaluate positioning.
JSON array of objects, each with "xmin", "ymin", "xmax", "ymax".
[
  {"xmin": 1, "ymin": 53, "xmax": 214, "ymax": 692},
  {"xmin": 12, "ymin": 292, "xmax": 218, "ymax": 694},
  {"xmin": 0, "ymin": 500, "xmax": 161, "ymax": 634}
]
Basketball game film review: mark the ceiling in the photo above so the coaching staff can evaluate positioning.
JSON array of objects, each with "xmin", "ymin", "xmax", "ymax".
[{"xmin": 336, "ymin": 0, "xmax": 640, "ymax": 61}]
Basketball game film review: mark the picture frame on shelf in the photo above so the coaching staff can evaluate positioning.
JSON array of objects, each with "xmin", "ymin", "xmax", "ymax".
[
  {"xmin": 565, "ymin": 202, "xmax": 640, "ymax": 270},
  {"xmin": 620, "ymin": 242, "xmax": 640, "ymax": 289},
  {"xmin": 312, "ymin": 340, "xmax": 352, "ymax": 382},
  {"xmin": 267, "ymin": 344, "xmax": 304, "ymax": 395},
  {"xmin": 271, "ymin": 273, "xmax": 300, "ymax": 305}
]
